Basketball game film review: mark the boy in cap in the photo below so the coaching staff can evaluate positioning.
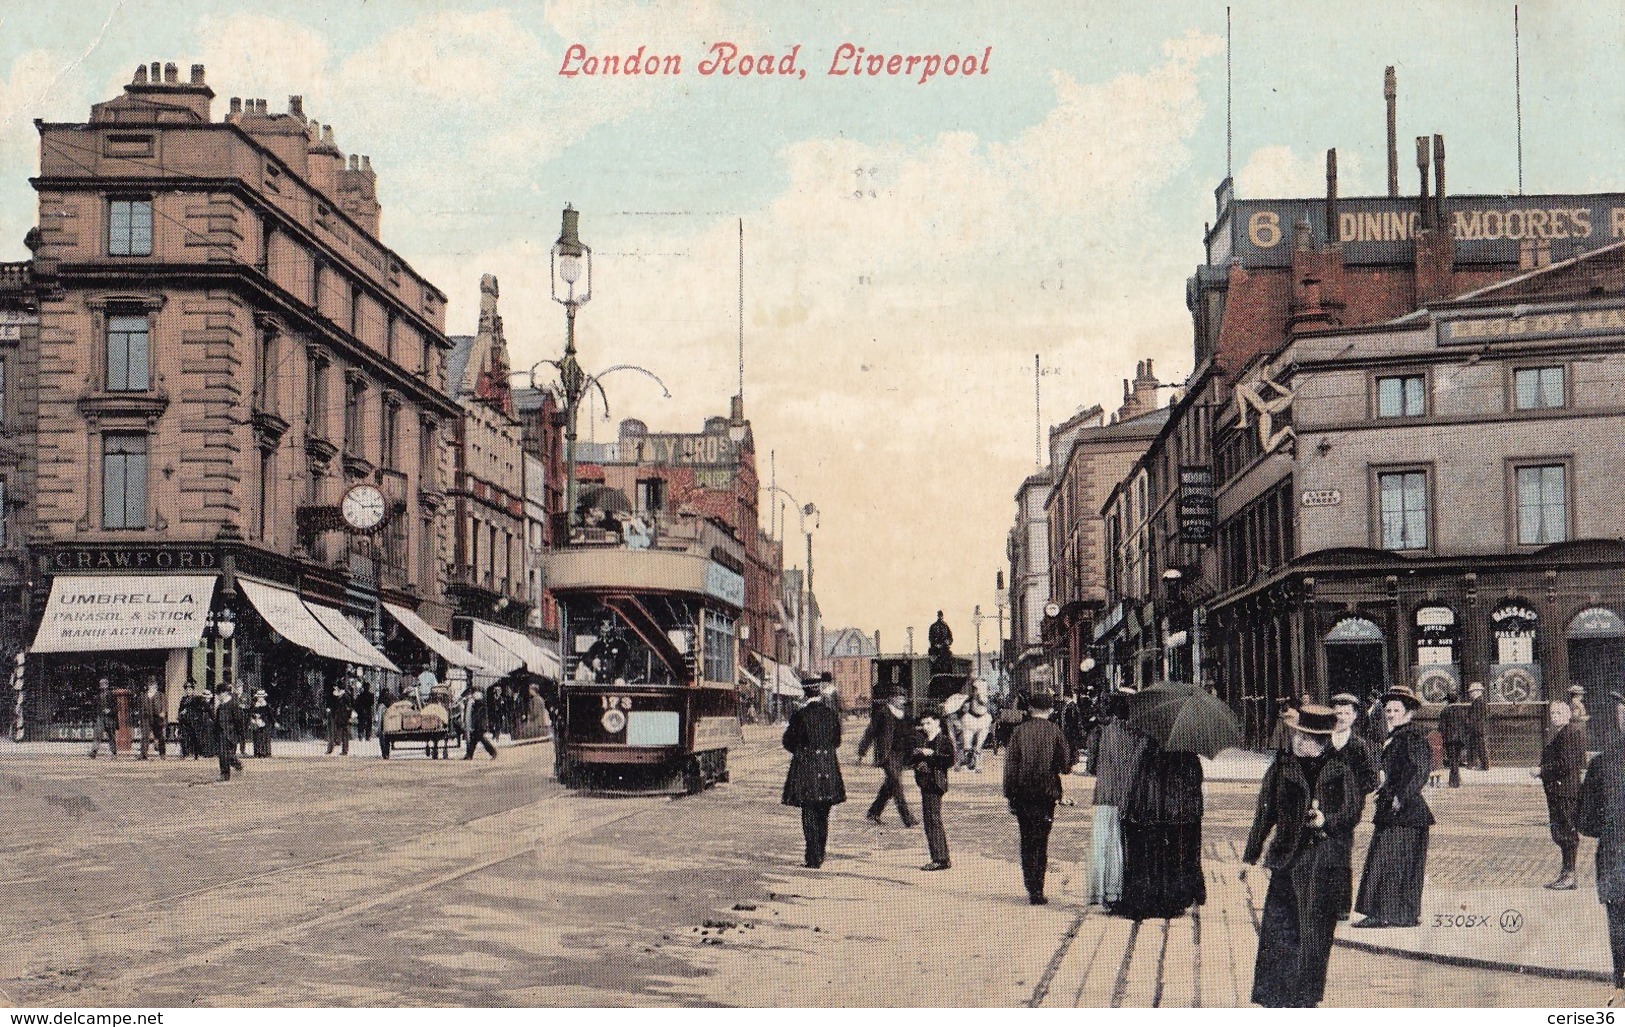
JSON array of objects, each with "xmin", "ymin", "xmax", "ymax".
[
  {"xmin": 213, "ymin": 686, "xmax": 245, "ymax": 781},
  {"xmin": 912, "ymin": 706, "xmax": 956, "ymax": 870}
]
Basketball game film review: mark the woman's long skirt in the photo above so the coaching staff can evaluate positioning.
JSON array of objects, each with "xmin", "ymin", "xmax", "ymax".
[
  {"xmin": 1115, "ymin": 821, "xmax": 1206, "ymax": 919},
  {"xmin": 1354, "ymin": 824, "xmax": 1428, "ymax": 926},
  {"xmin": 1087, "ymin": 805, "xmax": 1123, "ymax": 905}
]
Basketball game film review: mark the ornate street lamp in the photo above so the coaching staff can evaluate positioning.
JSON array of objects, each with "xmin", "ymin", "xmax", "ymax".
[
  {"xmin": 550, "ymin": 206, "xmax": 592, "ymax": 525},
  {"xmin": 764, "ymin": 485, "xmax": 818, "ymax": 673}
]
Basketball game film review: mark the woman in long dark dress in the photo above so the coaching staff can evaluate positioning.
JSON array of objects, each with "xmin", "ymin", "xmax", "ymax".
[
  {"xmin": 1115, "ymin": 738, "xmax": 1206, "ymax": 919},
  {"xmin": 1353, "ymin": 685, "xmax": 1434, "ymax": 928},
  {"xmin": 1244, "ymin": 705, "xmax": 1364, "ymax": 1007},
  {"xmin": 1578, "ymin": 691, "xmax": 1625, "ymax": 1008}
]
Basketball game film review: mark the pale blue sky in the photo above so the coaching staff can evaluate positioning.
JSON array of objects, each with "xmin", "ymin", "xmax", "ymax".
[{"xmin": 2, "ymin": 1, "xmax": 1622, "ymax": 646}]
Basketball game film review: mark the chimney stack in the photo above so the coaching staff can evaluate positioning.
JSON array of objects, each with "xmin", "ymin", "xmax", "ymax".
[
  {"xmin": 1325, "ymin": 148, "xmax": 1338, "ymax": 242},
  {"xmin": 163, "ymin": 62, "xmax": 178, "ymax": 84},
  {"xmin": 133, "ymin": 65, "xmax": 148, "ymax": 85},
  {"xmin": 288, "ymin": 95, "xmax": 304, "ymax": 120},
  {"xmin": 1415, "ymin": 135, "xmax": 1432, "ymax": 229},
  {"xmin": 150, "ymin": 62, "xmax": 161, "ymax": 83},
  {"xmin": 1384, "ymin": 66, "xmax": 1398, "ymax": 198},
  {"xmin": 1432, "ymin": 133, "xmax": 1446, "ymax": 225},
  {"xmin": 190, "ymin": 64, "xmax": 205, "ymax": 84},
  {"xmin": 229, "ymin": 97, "xmax": 242, "ymax": 116}
]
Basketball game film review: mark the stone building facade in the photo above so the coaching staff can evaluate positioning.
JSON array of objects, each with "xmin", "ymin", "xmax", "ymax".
[{"xmin": 18, "ymin": 63, "xmax": 459, "ymax": 739}]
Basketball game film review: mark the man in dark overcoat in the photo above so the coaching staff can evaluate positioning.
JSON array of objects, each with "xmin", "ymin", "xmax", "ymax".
[
  {"xmin": 463, "ymin": 685, "xmax": 499, "ymax": 760},
  {"xmin": 178, "ymin": 680, "xmax": 207, "ymax": 758},
  {"xmin": 1536, "ymin": 699, "xmax": 1587, "ymax": 890},
  {"xmin": 354, "ymin": 682, "xmax": 376, "ymax": 742},
  {"xmin": 783, "ymin": 675, "xmax": 846, "ymax": 868},
  {"xmin": 1244, "ymin": 705, "xmax": 1364, "ymax": 1007},
  {"xmin": 859, "ymin": 688, "xmax": 917, "ymax": 828},
  {"xmin": 138, "ymin": 673, "xmax": 166, "ymax": 760},
  {"xmin": 1578, "ymin": 692, "xmax": 1625, "ymax": 1006},
  {"xmin": 1003, "ymin": 692, "xmax": 1071, "ymax": 904},
  {"xmin": 1438, "ymin": 690, "xmax": 1470, "ymax": 788},
  {"xmin": 1465, "ymin": 681, "xmax": 1490, "ymax": 770},
  {"xmin": 325, "ymin": 679, "xmax": 353, "ymax": 755},
  {"xmin": 213, "ymin": 686, "xmax": 245, "ymax": 781},
  {"xmin": 87, "ymin": 677, "xmax": 117, "ymax": 759}
]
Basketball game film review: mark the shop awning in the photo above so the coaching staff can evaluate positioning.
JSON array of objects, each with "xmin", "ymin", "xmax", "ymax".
[
  {"xmin": 305, "ymin": 602, "xmax": 399, "ymax": 672},
  {"xmin": 239, "ymin": 579, "xmax": 396, "ymax": 670},
  {"xmin": 383, "ymin": 603, "xmax": 496, "ymax": 672},
  {"xmin": 471, "ymin": 620, "xmax": 561, "ymax": 679},
  {"xmin": 737, "ymin": 664, "xmax": 761, "ymax": 688},
  {"xmin": 30, "ymin": 574, "xmax": 217, "ymax": 653},
  {"xmin": 773, "ymin": 664, "xmax": 804, "ymax": 697}
]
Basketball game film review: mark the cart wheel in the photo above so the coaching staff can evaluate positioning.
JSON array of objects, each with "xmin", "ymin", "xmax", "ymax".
[
  {"xmin": 380, "ymin": 737, "xmax": 391, "ymax": 759},
  {"xmin": 557, "ymin": 757, "xmax": 580, "ymax": 788},
  {"xmin": 716, "ymin": 750, "xmax": 730, "ymax": 784},
  {"xmin": 683, "ymin": 756, "xmax": 705, "ymax": 795}
]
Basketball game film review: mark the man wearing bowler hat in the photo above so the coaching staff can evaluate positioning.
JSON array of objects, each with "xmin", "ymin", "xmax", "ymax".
[
  {"xmin": 1466, "ymin": 681, "xmax": 1490, "ymax": 771},
  {"xmin": 1245, "ymin": 704, "xmax": 1363, "ymax": 1007},
  {"xmin": 1003, "ymin": 691, "xmax": 1071, "ymax": 904},
  {"xmin": 858, "ymin": 687, "xmax": 917, "ymax": 828},
  {"xmin": 782, "ymin": 674, "xmax": 846, "ymax": 868}
]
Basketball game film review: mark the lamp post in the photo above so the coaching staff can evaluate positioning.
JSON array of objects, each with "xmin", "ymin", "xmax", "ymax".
[
  {"xmin": 764, "ymin": 485, "xmax": 818, "ymax": 673},
  {"xmin": 550, "ymin": 206, "xmax": 592, "ymax": 526},
  {"xmin": 994, "ymin": 571, "xmax": 1008, "ymax": 698},
  {"xmin": 973, "ymin": 604, "xmax": 983, "ymax": 679},
  {"xmin": 1162, "ymin": 567, "xmax": 1183, "ymax": 682}
]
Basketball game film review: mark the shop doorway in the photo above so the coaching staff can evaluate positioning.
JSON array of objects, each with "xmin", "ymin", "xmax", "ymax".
[
  {"xmin": 1325, "ymin": 617, "xmax": 1387, "ymax": 704},
  {"xmin": 1567, "ymin": 607, "xmax": 1625, "ymax": 750}
]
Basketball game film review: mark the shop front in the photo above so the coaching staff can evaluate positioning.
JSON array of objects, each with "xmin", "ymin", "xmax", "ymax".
[{"xmin": 24, "ymin": 572, "xmax": 217, "ymax": 741}]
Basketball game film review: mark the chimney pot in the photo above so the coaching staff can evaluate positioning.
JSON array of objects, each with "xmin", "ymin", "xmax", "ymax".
[
  {"xmin": 349, "ymin": 154, "xmax": 359, "ymax": 170},
  {"xmin": 133, "ymin": 65, "xmax": 148, "ymax": 85},
  {"xmin": 150, "ymin": 62, "xmax": 162, "ymax": 82},
  {"xmin": 190, "ymin": 64, "xmax": 205, "ymax": 84},
  {"xmin": 322, "ymin": 124, "xmax": 335, "ymax": 146},
  {"xmin": 288, "ymin": 95, "xmax": 303, "ymax": 119},
  {"xmin": 229, "ymin": 97, "xmax": 242, "ymax": 115},
  {"xmin": 1146, "ymin": 359, "xmax": 1154, "ymax": 378},
  {"xmin": 361, "ymin": 155, "xmax": 371, "ymax": 171},
  {"xmin": 163, "ymin": 62, "xmax": 178, "ymax": 84}
]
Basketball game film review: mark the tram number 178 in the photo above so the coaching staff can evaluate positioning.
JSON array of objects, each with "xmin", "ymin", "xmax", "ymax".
[{"xmin": 601, "ymin": 696, "xmax": 632, "ymax": 711}]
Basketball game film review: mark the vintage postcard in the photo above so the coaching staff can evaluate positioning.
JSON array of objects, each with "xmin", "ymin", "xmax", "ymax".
[{"xmin": 1, "ymin": 0, "xmax": 1623, "ymax": 1014}]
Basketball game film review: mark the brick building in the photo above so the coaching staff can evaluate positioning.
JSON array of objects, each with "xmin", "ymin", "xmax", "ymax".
[
  {"xmin": 443, "ymin": 274, "xmax": 553, "ymax": 682},
  {"xmin": 1091, "ymin": 141, "xmax": 1625, "ymax": 756},
  {"xmin": 17, "ymin": 63, "xmax": 461, "ymax": 739}
]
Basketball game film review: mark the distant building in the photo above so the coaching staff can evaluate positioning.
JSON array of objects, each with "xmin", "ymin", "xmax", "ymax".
[{"xmin": 823, "ymin": 626, "xmax": 878, "ymax": 710}]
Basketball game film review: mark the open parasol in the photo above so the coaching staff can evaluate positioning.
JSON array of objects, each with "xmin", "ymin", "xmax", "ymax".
[{"xmin": 1120, "ymin": 681, "xmax": 1241, "ymax": 759}]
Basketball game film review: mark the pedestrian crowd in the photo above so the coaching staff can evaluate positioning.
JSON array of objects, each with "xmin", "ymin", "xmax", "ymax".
[{"xmin": 781, "ymin": 671, "xmax": 1625, "ymax": 1010}]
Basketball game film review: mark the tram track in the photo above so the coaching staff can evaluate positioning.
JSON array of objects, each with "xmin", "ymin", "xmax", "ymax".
[{"xmin": 4, "ymin": 735, "xmax": 786, "ymax": 1005}]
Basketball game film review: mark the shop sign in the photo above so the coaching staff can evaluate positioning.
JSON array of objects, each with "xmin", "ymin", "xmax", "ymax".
[
  {"xmin": 1439, "ymin": 303, "xmax": 1625, "ymax": 347},
  {"xmin": 1178, "ymin": 466, "xmax": 1215, "ymax": 543},
  {"xmin": 49, "ymin": 546, "xmax": 220, "ymax": 571},
  {"xmin": 1416, "ymin": 606, "xmax": 1456, "ymax": 627},
  {"xmin": 1568, "ymin": 606, "xmax": 1625, "ymax": 639},
  {"xmin": 1491, "ymin": 604, "xmax": 1539, "ymax": 625},
  {"xmin": 704, "ymin": 561, "xmax": 745, "ymax": 607},
  {"xmin": 1302, "ymin": 489, "xmax": 1342, "ymax": 507},
  {"xmin": 0, "ymin": 309, "xmax": 37, "ymax": 342},
  {"xmin": 1326, "ymin": 616, "xmax": 1383, "ymax": 643},
  {"xmin": 30, "ymin": 574, "xmax": 217, "ymax": 653}
]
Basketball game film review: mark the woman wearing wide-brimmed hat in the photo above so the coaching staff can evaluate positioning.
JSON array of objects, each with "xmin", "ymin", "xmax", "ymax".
[
  {"xmin": 1352, "ymin": 684, "xmax": 1434, "ymax": 928},
  {"xmin": 1244, "ymin": 705, "xmax": 1364, "ymax": 1007}
]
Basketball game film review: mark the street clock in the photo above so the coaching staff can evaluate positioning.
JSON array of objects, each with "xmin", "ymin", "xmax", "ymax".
[{"xmin": 340, "ymin": 483, "xmax": 388, "ymax": 532}]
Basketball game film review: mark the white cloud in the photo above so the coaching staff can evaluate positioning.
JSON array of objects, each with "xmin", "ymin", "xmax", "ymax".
[{"xmin": 1236, "ymin": 143, "xmax": 1368, "ymax": 199}]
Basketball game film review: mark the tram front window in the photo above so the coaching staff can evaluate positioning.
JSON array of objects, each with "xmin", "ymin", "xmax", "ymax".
[{"xmin": 565, "ymin": 603, "xmax": 687, "ymax": 687}]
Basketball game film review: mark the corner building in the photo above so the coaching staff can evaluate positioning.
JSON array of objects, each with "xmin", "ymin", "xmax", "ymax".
[{"xmin": 19, "ymin": 63, "xmax": 459, "ymax": 739}]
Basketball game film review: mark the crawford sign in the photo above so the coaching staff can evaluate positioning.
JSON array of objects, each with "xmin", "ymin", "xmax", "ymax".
[{"xmin": 48, "ymin": 546, "xmax": 220, "ymax": 571}]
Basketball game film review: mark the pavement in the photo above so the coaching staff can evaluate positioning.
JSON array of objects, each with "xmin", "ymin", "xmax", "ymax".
[{"xmin": 0, "ymin": 724, "xmax": 1615, "ymax": 1007}]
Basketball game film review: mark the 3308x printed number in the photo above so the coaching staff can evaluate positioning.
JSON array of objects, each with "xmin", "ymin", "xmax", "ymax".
[{"xmin": 1431, "ymin": 912, "xmax": 1491, "ymax": 927}]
